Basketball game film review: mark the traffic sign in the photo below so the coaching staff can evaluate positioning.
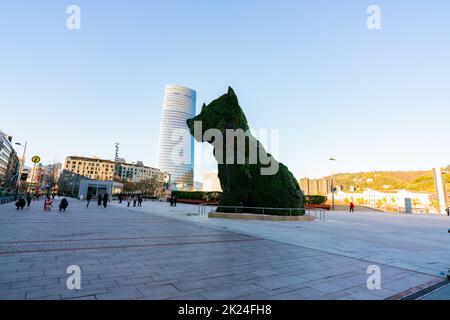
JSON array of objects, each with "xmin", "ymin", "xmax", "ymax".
[{"xmin": 31, "ymin": 156, "xmax": 41, "ymax": 163}]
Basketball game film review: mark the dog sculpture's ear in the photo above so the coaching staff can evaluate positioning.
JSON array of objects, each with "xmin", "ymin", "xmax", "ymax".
[{"xmin": 227, "ymin": 86, "xmax": 236, "ymax": 98}]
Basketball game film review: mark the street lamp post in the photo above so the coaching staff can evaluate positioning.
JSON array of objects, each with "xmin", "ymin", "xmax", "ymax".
[
  {"xmin": 329, "ymin": 157, "xmax": 336, "ymax": 210},
  {"xmin": 448, "ymin": 227, "xmax": 450, "ymax": 280},
  {"xmin": 14, "ymin": 141, "xmax": 27, "ymax": 196},
  {"xmin": 113, "ymin": 143, "xmax": 120, "ymax": 196}
]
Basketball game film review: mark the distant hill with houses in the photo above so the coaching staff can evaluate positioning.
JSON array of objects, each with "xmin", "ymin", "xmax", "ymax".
[{"xmin": 331, "ymin": 167, "xmax": 450, "ymax": 194}]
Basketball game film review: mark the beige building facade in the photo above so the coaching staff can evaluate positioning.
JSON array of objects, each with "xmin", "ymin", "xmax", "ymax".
[{"xmin": 63, "ymin": 156, "xmax": 115, "ymax": 181}]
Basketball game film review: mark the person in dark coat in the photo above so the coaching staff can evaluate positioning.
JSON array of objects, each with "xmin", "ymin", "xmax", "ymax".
[
  {"xmin": 173, "ymin": 196, "xmax": 177, "ymax": 207},
  {"xmin": 26, "ymin": 193, "xmax": 32, "ymax": 208},
  {"xmin": 169, "ymin": 196, "xmax": 173, "ymax": 207},
  {"xmin": 59, "ymin": 198, "xmax": 69, "ymax": 212},
  {"xmin": 138, "ymin": 195, "xmax": 143, "ymax": 207},
  {"xmin": 103, "ymin": 193, "xmax": 109, "ymax": 208},
  {"xmin": 97, "ymin": 194, "xmax": 103, "ymax": 206},
  {"xmin": 118, "ymin": 194, "xmax": 123, "ymax": 204},
  {"xmin": 86, "ymin": 192, "xmax": 92, "ymax": 208},
  {"xmin": 15, "ymin": 198, "xmax": 26, "ymax": 210},
  {"xmin": 133, "ymin": 196, "xmax": 137, "ymax": 207}
]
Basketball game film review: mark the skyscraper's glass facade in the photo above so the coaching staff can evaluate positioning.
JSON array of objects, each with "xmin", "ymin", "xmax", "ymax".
[{"xmin": 156, "ymin": 85, "xmax": 196, "ymax": 191}]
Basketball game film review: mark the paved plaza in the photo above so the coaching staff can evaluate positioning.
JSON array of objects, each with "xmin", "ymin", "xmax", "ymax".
[{"xmin": 0, "ymin": 198, "xmax": 448, "ymax": 300}]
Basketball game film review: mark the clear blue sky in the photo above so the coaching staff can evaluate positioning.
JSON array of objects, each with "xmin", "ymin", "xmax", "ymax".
[{"xmin": 1, "ymin": 0, "xmax": 449, "ymax": 181}]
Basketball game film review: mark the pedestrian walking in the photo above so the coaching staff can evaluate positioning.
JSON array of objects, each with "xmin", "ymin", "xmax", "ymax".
[
  {"xmin": 59, "ymin": 198, "xmax": 69, "ymax": 212},
  {"xmin": 118, "ymin": 194, "xmax": 123, "ymax": 204},
  {"xmin": 446, "ymin": 206, "xmax": 450, "ymax": 216},
  {"xmin": 86, "ymin": 192, "xmax": 92, "ymax": 208},
  {"xmin": 127, "ymin": 196, "xmax": 132, "ymax": 207},
  {"xmin": 133, "ymin": 196, "xmax": 137, "ymax": 207},
  {"xmin": 349, "ymin": 202, "xmax": 355, "ymax": 213},
  {"xmin": 26, "ymin": 192, "xmax": 32, "ymax": 208},
  {"xmin": 138, "ymin": 195, "xmax": 143, "ymax": 207},
  {"xmin": 169, "ymin": 196, "xmax": 173, "ymax": 207},
  {"xmin": 173, "ymin": 196, "xmax": 177, "ymax": 207},
  {"xmin": 97, "ymin": 194, "xmax": 103, "ymax": 206},
  {"xmin": 103, "ymin": 193, "xmax": 109, "ymax": 208}
]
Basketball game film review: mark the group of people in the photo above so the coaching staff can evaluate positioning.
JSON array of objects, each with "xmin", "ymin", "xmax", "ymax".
[
  {"xmin": 86, "ymin": 192, "xmax": 109, "ymax": 208},
  {"xmin": 44, "ymin": 196, "xmax": 69, "ymax": 211},
  {"xmin": 15, "ymin": 192, "xmax": 69, "ymax": 212},
  {"xmin": 125, "ymin": 195, "xmax": 143, "ymax": 208}
]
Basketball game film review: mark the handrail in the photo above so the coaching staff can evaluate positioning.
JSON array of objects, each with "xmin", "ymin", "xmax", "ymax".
[
  {"xmin": 0, "ymin": 195, "xmax": 18, "ymax": 205},
  {"xmin": 198, "ymin": 203, "xmax": 217, "ymax": 216}
]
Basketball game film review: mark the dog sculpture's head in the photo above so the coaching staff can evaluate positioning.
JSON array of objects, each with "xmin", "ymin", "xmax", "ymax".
[{"xmin": 186, "ymin": 87, "xmax": 249, "ymax": 142}]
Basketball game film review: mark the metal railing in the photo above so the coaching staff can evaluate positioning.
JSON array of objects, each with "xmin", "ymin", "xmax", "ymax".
[
  {"xmin": 197, "ymin": 204, "xmax": 326, "ymax": 221},
  {"xmin": 0, "ymin": 195, "xmax": 17, "ymax": 205},
  {"xmin": 198, "ymin": 203, "xmax": 217, "ymax": 216}
]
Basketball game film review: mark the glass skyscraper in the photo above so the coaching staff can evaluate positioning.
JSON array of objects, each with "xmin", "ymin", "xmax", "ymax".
[{"xmin": 156, "ymin": 85, "xmax": 196, "ymax": 191}]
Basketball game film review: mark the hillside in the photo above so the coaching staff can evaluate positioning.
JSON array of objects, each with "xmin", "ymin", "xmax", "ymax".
[{"xmin": 331, "ymin": 167, "xmax": 450, "ymax": 194}]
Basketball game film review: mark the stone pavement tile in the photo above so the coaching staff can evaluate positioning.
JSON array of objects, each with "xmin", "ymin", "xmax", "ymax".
[
  {"xmin": 249, "ymin": 269, "xmax": 279, "ymax": 277},
  {"xmin": 382, "ymin": 277, "xmax": 428, "ymax": 292},
  {"xmin": 0, "ymin": 281, "xmax": 11, "ymax": 289},
  {"xmin": 61, "ymin": 288, "xmax": 109, "ymax": 300},
  {"xmin": 173, "ymin": 276, "xmax": 238, "ymax": 292},
  {"xmin": 167, "ymin": 289, "xmax": 208, "ymax": 300},
  {"xmin": 97, "ymin": 273, "xmax": 127, "ymax": 281},
  {"xmin": 0, "ymin": 272, "xmax": 35, "ymax": 283},
  {"xmin": 2, "ymin": 264, "xmax": 34, "ymax": 273},
  {"xmin": 28, "ymin": 294, "xmax": 62, "ymax": 300},
  {"xmin": 272, "ymin": 275, "xmax": 311, "ymax": 287},
  {"xmin": 268, "ymin": 287, "xmax": 326, "ymax": 300},
  {"xmin": 11, "ymin": 276, "xmax": 59, "ymax": 289},
  {"xmin": 138, "ymin": 284, "xmax": 181, "ymax": 300},
  {"xmin": 150, "ymin": 271, "xmax": 193, "ymax": 282},
  {"xmin": 114, "ymin": 261, "xmax": 146, "ymax": 269},
  {"xmin": 365, "ymin": 287, "xmax": 399, "ymax": 299},
  {"xmin": 59, "ymin": 280, "xmax": 119, "ymax": 292},
  {"xmin": 224, "ymin": 272, "xmax": 261, "ymax": 282},
  {"xmin": 5, "ymin": 284, "xmax": 43, "ymax": 294},
  {"xmin": 333, "ymin": 285, "xmax": 390, "ymax": 300},
  {"xmin": 319, "ymin": 290, "xmax": 354, "ymax": 300},
  {"xmin": 172, "ymin": 279, "xmax": 210, "ymax": 292},
  {"xmin": 96, "ymin": 287, "xmax": 143, "ymax": 300},
  {"xmin": 251, "ymin": 276, "xmax": 294, "ymax": 291},
  {"xmin": 231, "ymin": 291, "xmax": 274, "ymax": 300},
  {"xmin": 115, "ymin": 276, "xmax": 157, "ymax": 287},
  {"xmin": 26, "ymin": 287, "xmax": 63, "ymax": 299},
  {"xmin": 307, "ymin": 281, "xmax": 348, "ymax": 295},
  {"xmin": 294, "ymin": 270, "xmax": 336, "ymax": 281},
  {"xmin": 67, "ymin": 295, "xmax": 97, "ymax": 300},
  {"xmin": 201, "ymin": 284, "xmax": 266, "ymax": 300},
  {"xmin": 382, "ymin": 271, "xmax": 416, "ymax": 282},
  {"xmin": 0, "ymin": 291, "xmax": 27, "ymax": 300}
]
